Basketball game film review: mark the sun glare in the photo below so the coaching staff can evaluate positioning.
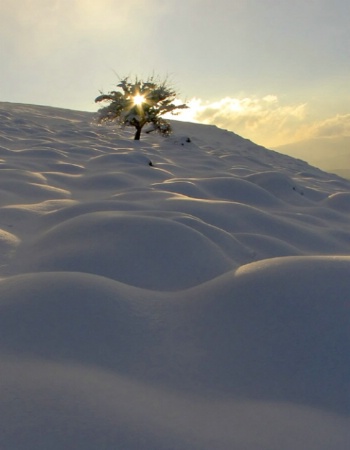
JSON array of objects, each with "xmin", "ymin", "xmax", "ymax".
[{"xmin": 133, "ymin": 94, "xmax": 145, "ymax": 106}]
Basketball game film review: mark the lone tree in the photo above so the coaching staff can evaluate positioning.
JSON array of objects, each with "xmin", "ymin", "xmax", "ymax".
[{"xmin": 95, "ymin": 76, "xmax": 188, "ymax": 140}]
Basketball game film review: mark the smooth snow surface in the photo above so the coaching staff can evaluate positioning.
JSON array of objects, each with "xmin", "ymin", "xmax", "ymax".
[{"xmin": 0, "ymin": 102, "xmax": 349, "ymax": 449}]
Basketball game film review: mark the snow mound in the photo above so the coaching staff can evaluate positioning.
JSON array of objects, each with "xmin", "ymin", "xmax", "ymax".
[
  {"xmin": 0, "ymin": 256, "xmax": 349, "ymax": 449},
  {"xmin": 11, "ymin": 212, "xmax": 233, "ymax": 289},
  {"xmin": 324, "ymin": 191, "xmax": 350, "ymax": 211}
]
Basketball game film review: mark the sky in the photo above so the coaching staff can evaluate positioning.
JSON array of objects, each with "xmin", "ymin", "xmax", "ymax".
[{"xmin": 1, "ymin": 0, "xmax": 350, "ymax": 151}]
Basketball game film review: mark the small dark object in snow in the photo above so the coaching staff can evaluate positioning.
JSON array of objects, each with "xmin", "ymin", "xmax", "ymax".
[
  {"xmin": 149, "ymin": 161, "xmax": 154, "ymax": 167},
  {"xmin": 292, "ymin": 186, "xmax": 304, "ymax": 196},
  {"xmin": 180, "ymin": 137, "xmax": 191, "ymax": 146}
]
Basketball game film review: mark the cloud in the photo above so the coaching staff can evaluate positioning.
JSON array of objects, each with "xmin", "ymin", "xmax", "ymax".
[
  {"xmin": 174, "ymin": 95, "xmax": 350, "ymax": 149},
  {"xmin": 175, "ymin": 95, "xmax": 308, "ymax": 147},
  {"xmin": 309, "ymin": 114, "xmax": 350, "ymax": 138}
]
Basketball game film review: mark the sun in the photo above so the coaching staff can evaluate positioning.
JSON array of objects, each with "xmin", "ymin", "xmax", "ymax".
[{"xmin": 133, "ymin": 94, "xmax": 145, "ymax": 106}]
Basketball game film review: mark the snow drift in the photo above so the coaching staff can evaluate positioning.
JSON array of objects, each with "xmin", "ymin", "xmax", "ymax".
[{"xmin": 0, "ymin": 102, "xmax": 349, "ymax": 449}]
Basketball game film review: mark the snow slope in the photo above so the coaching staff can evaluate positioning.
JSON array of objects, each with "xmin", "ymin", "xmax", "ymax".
[{"xmin": 0, "ymin": 102, "xmax": 349, "ymax": 449}]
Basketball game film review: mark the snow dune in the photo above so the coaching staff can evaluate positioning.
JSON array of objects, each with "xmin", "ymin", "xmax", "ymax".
[{"xmin": 0, "ymin": 102, "xmax": 349, "ymax": 449}]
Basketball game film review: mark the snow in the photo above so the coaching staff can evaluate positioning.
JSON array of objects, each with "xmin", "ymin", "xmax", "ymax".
[{"xmin": 0, "ymin": 102, "xmax": 349, "ymax": 449}]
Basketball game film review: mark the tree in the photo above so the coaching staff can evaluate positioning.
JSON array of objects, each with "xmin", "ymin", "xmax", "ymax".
[{"xmin": 95, "ymin": 76, "xmax": 188, "ymax": 140}]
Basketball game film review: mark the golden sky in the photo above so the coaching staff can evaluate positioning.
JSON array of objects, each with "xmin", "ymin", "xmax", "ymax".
[{"xmin": 1, "ymin": 0, "xmax": 350, "ymax": 151}]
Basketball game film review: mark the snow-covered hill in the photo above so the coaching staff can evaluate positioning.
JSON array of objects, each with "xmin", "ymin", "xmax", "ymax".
[{"xmin": 0, "ymin": 102, "xmax": 349, "ymax": 450}]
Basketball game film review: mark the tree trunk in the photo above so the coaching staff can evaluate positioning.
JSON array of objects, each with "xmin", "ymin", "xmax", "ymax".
[{"xmin": 134, "ymin": 125, "xmax": 142, "ymax": 140}]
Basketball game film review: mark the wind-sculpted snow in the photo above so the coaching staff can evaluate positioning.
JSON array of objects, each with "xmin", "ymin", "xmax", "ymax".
[
  {"xmin": 10, "ymin": 212, "xmax": 234, "ymax": 290},
  {"xmin": 0, "ymin": 102, "xmax": 349, "ymax": 449}
]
